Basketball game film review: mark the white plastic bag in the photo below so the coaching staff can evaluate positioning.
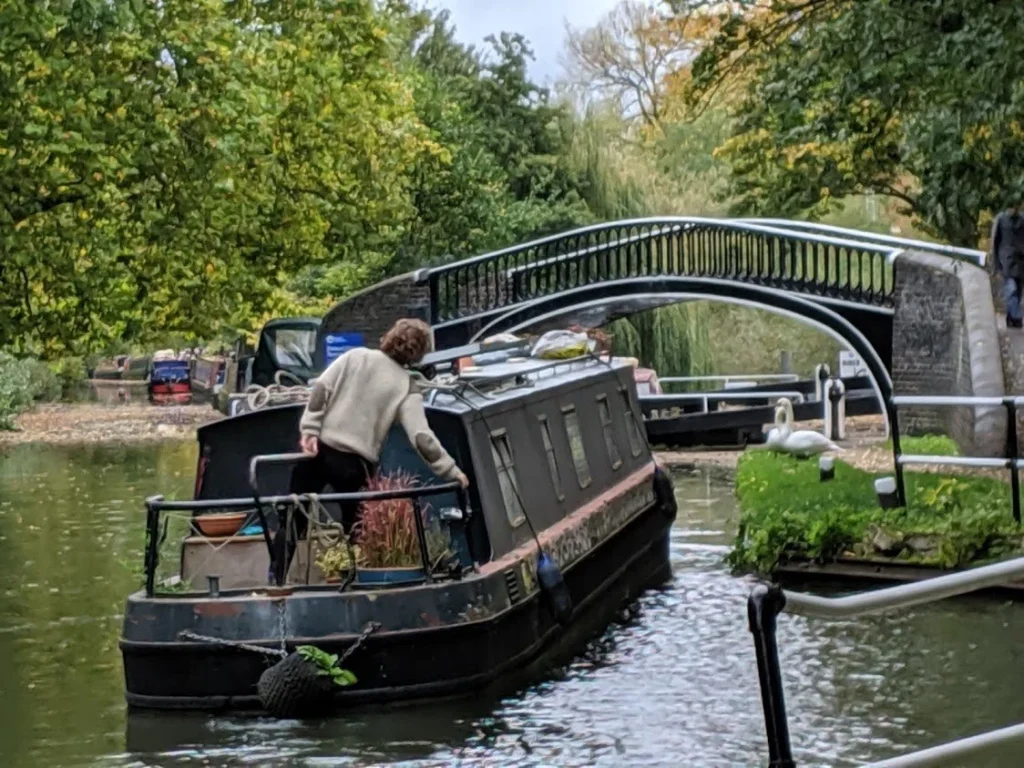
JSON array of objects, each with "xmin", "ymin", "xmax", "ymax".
[
  {"xmin": 482, "ymin": 332, "xmax": 521, "ymax": 345},
  {"xmin": 529, "ymin": 330, "xmax": 595, "ymax": 360}
]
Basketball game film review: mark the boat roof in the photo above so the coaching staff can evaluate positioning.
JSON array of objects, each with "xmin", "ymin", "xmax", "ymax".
[
  {"xmin": 262, "ymin": 316, "xmax": 321, "ymax": 331},
  {"xmin": 423, "ymin": 355, "xmax": 634, "ymax": 415},
  {"xmin": 419, "ymin": 338, "xmax": 527, "ymax": 370}
]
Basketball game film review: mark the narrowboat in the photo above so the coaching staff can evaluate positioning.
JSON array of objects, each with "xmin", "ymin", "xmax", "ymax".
[
  {"xmin": 119, "ymin": 352, "xmax": 677, "ymax": 712},
  {"xmin": 189, "ymin": 355, "xmax": 226, "ymax": 406},
  {"xmin": 149, "ymin": 355, "xmax": 192, "ymax": 406}
]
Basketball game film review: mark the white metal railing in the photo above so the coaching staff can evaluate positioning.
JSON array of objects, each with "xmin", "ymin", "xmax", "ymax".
[
  {"xmin": 658, "ymin": 374, "xmax": 800, "ymax": 386},
  {"xmin": 888, "ymin": 394, "xmax": 1020, "ymax": 521},
  {"xmin": 865, "ymin": 722, "xmax": 1024, "ymax": 767},
  {"xmin": 750, "ymin": 556, "xmax": 1024, "ymax": 767}
]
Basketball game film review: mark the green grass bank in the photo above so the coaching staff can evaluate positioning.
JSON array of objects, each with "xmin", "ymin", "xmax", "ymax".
[{"xmin": 730, "ymin": 437, "xmax": 1024, "ymax": 574}]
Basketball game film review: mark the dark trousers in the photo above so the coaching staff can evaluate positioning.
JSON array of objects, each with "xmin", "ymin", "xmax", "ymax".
[{"xmin": 271, "ymin": 443, "xmax": 375, "ymax": 583}]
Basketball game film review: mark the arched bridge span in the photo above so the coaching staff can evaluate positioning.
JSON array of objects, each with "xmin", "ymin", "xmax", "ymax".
[
  {"xmin": 469, "ymin": 277, "xmax": 895, "ymax": 412},
  {"xmin": 424, "ymin": 217, "xmax": 984, "ymax": 373}
]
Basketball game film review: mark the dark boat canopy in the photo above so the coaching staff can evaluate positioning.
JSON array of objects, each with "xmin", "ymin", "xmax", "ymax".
[{"xmin": 251, "ymin": 317, "xmax": 321, "ymax": 387}]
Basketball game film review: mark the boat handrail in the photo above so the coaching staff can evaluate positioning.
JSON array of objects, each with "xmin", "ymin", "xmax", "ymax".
[
  {"xmin": 142, "ymin": 479, "xmax": 468, "ymax": 596},
  {"xmin": 747, "ymin": 555, "xmax": 1024, "ymax": 766},
  {"xmin": 249, "ymin": 452, "xmax": 310, "ymax": 495},
  {"xmin": 145, "ymin": 483, "xmax": 464, "ymax": 513}
]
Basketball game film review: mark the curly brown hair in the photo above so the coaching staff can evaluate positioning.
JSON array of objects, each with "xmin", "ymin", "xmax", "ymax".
[{"xmin": 380, "ymin": 318, "xmax": 432, "ymax": 366}]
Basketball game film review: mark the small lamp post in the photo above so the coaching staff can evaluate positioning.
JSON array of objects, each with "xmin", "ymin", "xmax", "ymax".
[
  {"xmin": 875, "ymin": 476, "xmax": 900, "ymax": 509},
  {"xmin": 819, "ymin": 456, "xmax": 835, "ymax": 482}
]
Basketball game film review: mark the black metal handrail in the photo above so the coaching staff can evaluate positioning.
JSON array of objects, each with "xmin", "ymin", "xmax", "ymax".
[
  {"xmin": 142, "ymin": 481, "xmax": 468, "ymax": 597},
  {"xmin": 888, "ymin": 395, "xmax": 1020, "ymax": 522},
  {"xmin": 427, "ymin": 217, "xmax": 902, "ymax": 325}
]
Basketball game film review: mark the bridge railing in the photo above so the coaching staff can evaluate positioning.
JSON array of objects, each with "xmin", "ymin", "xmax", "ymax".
[
  {"xmin": 737, "ymin": 218, "xmax": 986, "ymax": 266},
  {"xmin": 748, "ymin": 557, "xmax": 1024, "ymax": 767},
  {"xmin": 427, "ymin": 218, "xmax": 901, "ymax": 325}
]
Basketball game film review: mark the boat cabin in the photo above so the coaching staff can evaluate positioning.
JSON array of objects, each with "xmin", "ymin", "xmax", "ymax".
[
  {"xmin": 250, "ymin": 317, "xmax": 321, "ymax": 387},
  {"xmin": 178, "ymin": 353, "xmax": 652, "ymax": 590}
]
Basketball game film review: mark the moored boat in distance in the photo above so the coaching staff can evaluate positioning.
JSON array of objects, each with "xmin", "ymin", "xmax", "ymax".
[
  {"xmin": 119, "ymin": 349, "xmax": 678, "ymax": 712},
  {"xmin": 148, "ymin": 351, "xmax": 192, "ymax": 406}
]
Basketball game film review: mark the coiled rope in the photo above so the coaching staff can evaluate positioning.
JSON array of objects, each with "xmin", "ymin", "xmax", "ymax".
[{"xmin": 244, "ymin": 370, "xmax": 312, "ymax": 411}]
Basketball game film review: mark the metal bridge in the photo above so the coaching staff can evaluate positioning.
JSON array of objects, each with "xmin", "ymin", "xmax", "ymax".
[{"xmin": 423, "ymin": 218, "xmax": 984, "ymax": 407}]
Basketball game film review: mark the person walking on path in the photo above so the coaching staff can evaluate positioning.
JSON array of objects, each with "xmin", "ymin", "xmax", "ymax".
[
  {"xmin": 272, "ymin": 318, "xmax": 469, "ymax": 581},
  {"xmin": 991, "ymin": 201, "xmax": 1024, "ymax": 328}
]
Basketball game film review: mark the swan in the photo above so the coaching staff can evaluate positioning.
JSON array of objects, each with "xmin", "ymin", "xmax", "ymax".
[
  {"xmin": 765, "ymin": 403, "xmax": 791, "ymax": 449},
  {"xmin": 766, "ymin": 397, "xmax": 843, "ymax": 458}
]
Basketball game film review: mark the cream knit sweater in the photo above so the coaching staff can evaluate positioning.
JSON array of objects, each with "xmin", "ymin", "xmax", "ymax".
[{"xmin": 298, "ymin": 348, "xmax": 460, "ymax": 481}]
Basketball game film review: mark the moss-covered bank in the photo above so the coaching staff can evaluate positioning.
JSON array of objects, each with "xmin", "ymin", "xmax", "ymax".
[{"xmin": 731, "ymin": 437, "xmax": 1024, "ymax": 573}]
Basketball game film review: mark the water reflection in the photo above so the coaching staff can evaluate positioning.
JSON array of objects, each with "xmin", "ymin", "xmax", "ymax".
[{"xmin": 1, "ymin": 447, "xmax": 1023, "ymax": 766}]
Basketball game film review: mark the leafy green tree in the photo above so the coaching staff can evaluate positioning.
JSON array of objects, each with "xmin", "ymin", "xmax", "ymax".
[
  {"xmin": 674, "ymin": 0, "xmax": 1024, "ymax": 247},
  {"xmin": 1, "ymin": 0, "xmax": 428, "ymax": 356}
]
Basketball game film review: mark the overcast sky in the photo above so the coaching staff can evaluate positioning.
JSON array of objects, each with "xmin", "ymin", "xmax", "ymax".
[{"xmin": 431, "ymin": 0, "xmax": 621, "ymax": 85}]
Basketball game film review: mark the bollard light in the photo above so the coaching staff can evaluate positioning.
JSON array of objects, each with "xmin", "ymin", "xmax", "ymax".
[
  {"xmin": 819, "ymin": 456, "xmax": 835, "ymax": 482},
  {"xmin": 814, "ymin": 364, "xmax": 831, "ymax": 402},
  {"xmin": 828, "ymin": 379, "xmax": 847, "ymax": 440},
  {"xmin": 874, "ymin": 476, "xmax": 900, "ymax": 509}
]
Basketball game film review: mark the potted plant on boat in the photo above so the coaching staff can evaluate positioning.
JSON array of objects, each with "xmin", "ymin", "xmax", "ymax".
[
  {"xmin": 314, "ymin": 536, "xmax": 363, "ymax": 583},
  {"xmin": 352, "ymin": 470, "xmax": 450, "ymax": 586}
]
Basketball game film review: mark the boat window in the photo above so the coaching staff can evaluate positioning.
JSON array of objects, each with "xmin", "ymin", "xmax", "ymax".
[
  {"xmin": 561, "ymin": 406, "xmax": 592, "ymax": 488},
  {"xmin": 271, "ymin": 328, "xmax": 316, "ymax": 368},
  {"xmin": 489, "ymin": 430, "xmax": 526, "ymax": 527},
  {"xmin": 621, "ymin": 387, "xmax": 644, "ymax": 457},
  {"xmin": 538, "ymin": 416, "xmax": 564, "ymax": 500},
  {"xmin": 597, "ymin": 395, "xmax": 623, "ymax": 470}
]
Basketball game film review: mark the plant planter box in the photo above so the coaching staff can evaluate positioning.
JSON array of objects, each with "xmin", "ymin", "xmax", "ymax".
[{"xmin": 354, "ymin": 566, "xmax": 426, "ymax": 587}]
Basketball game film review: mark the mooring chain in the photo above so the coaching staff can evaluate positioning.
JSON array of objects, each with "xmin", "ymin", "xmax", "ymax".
[
  {"xmin": 177, "ymin": 620, "xmax": 381, "ymax": 664},
  {"xmin": 276, "ymin": 599, "xmax": 288, "ymax": 654},
  {"xmin": 177, "ymin": 630, "xmax": 288, "ymax": 658},
  {"xmin": 337, "ymin": 621, "xmax": 382, "ymax": 666}
]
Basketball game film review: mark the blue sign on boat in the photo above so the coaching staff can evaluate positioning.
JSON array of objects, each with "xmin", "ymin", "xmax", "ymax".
[{"xmin": 324, "ymin": 332, "xmax": 364, "ymax": 366}]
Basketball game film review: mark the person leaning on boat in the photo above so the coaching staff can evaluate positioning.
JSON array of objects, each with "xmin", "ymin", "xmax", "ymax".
[{"xmin": 275, "ymin": 319, "xmax": 470, "ymax": 570}]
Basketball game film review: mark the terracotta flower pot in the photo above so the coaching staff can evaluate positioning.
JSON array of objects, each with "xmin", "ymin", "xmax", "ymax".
[{"xmin": 194, "ymin": 511, "xmax": 248, "ymax": 538}]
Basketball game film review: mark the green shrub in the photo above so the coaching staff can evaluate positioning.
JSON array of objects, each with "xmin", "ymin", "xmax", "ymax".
[
  {"xmin": 0, "ymin": 353, "xmax": 36, "ymax": 430},
  {"xmin": 730, "ymin": 451, "xmax": 1020, "ymax": 573},
  {"xmin": 883, "ymin": 433, "xmax": 961, "ymax": 457},
  {"xmin": 22, "ymin": 359, "xmax": 62, "ymax": 402},
  {"xmin": 51, "ymin": 356, "xmax": 88, "ymax": 399}
]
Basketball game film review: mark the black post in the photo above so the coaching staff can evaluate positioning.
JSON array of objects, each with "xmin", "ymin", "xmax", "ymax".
[
  {"xmin": 1007, "ymin": 398, "xmax": 1020, "ymax": 524},
  {"xmin": 748, "ymin": 584, "xmax": 795, "ymax": 768},
  {"xmin": 888, "ymin": 399, "xmax": 907, "ymax": 507},
  {"xmin": 411, "ymin": 498, "xmax": 433, "ymax": 583},
  {"xmin": 144, "ymin": 497, "xmax": 162, "ymax": 597}
]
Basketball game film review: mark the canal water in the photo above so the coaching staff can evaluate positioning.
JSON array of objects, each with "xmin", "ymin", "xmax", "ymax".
[{"xmin": 1, "ymin": 441, "xmax": 1022, "ymax": 767}]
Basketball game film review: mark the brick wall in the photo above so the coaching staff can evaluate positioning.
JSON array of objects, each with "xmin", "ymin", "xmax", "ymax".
[
  {"xmin": 320, "ymin": 270, "xmax": 432, "ymax": 349},
  {"xmin": 891, "ymin": 251, "xmax": 1005, "ymax": 456}
]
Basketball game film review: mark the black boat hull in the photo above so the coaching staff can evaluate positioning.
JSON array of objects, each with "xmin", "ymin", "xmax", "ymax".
[{"xmin": 121, "ymin": 480, "xmax": 675, "ymax": 712}]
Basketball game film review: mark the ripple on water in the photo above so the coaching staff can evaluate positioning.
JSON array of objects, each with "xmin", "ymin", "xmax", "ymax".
[{"xmin": 2, "ymin": 454, "xmax": 1024, "ymax": 767}]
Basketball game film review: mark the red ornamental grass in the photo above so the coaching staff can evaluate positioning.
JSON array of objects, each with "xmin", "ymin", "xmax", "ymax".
[{"xmin": 353, "ymin": 470, "xmax": 430, "ymax": 568}]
